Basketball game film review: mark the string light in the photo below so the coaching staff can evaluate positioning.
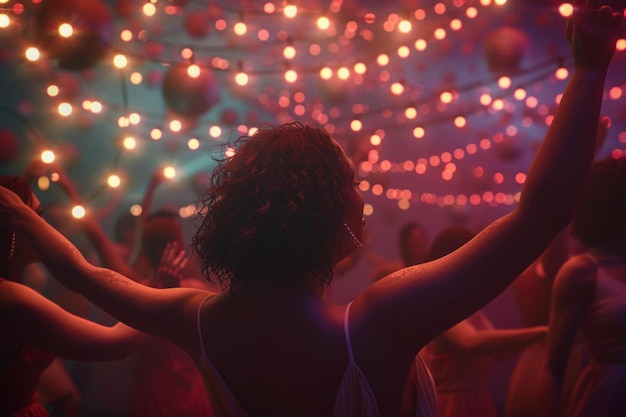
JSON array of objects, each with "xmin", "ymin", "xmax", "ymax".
[{"xmin": 0, "ymin": 0, "xmax": 622, "ymax": 220}]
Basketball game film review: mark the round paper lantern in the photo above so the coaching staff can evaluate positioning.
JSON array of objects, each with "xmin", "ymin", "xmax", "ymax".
[
  {"xmin": 185, "ymin": 11, "xmax": 212, "ymax": 38},
  {"xmin": 114, "ymin": 0, "xmax": 141, "ymax": 19},
  {"xmin": 0, "ymin": 129, "xmax": 19, "ymax": 163},
  {"xmin": 35, "ymin": 0, "xmax": 113, "ymax": 71},
  {"xmin": 54, "ymin": 72, "xmax": 82, "ymax": 101},
  {"xmin": 144, "ymin": 42, "xmax": 165, "ymax": 60},
  {"xmin": 162, "ymin": 63, "xmax": 220, "ymax": 117},
  {"xmin": 220, "ymin": 108, "xmax": 238, "ymax": 126},
  {"xmin": 483, "ymin": 26, "xmax": 530, "ymax": 76},
  {"xmin": 146, "ymin": 69, "xmax": 163, "ymax": 87},
  {"xmin": 56, "ymin": 142, "xmax": 81, "ymax": 170}
]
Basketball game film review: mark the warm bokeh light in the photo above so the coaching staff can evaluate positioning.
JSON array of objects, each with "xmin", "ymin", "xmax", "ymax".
[
  {"xmin": 71, "ymin": 205, "xmax": 86, "ymax": 219},
  {"xmin": 122, "ymin": 136, "xmax": 136, "ymax": 150},
  {"xmin": 187, "ymin": 64, "xmax": 201, "ymax": 78},
  {"xmin": 25, "ymin": 46, "xmax": 39, "ymax": 61},
  {"xmin": 113, "ymin": 54, "xmax": 128, "ymax": 68},
  {"xmin": 163, "ymin": 166, "xmax": 176, "ymax": 179},
  {"xmin": 558, "ymin": 3, "xmax": 573, "ymax": 17},
  {"xmin": 58, "ymin": 23, "xmax": 73, "ymax": 37},
  {"xmin": 58, "ymin": 102, "xmax": 72, "ymax": 116},
  {"xmin": 41, "ymin": 150, "xmax": 55, "ymax": 163},
  {"xmin": 107, "ymin": 175, "xmax": 121, "ymax": 188},
  {"xmin": 235, "ymin": 71, "xmax": 249, "ymax": 86},
  {"xmin": 283, "ymin": 4, "xmax": 297, "ymax": 18},
  {"xmin": 0, "ymin": 0, "xmax": 622, "ymax": 223}
]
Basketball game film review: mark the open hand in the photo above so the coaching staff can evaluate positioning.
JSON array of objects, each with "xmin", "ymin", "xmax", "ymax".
[{"xmin": 567, "ymin": 0, "xmax": 623, "ymax": 71}]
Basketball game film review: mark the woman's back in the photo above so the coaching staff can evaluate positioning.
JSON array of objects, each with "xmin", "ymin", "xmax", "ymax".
[
  {"xmin": 197, "ymin": 291, "xmax": 361, "ymax": 416},
  {"xmin": 195, "ymin": 289, "xmax": 439, "ymax": 417}
]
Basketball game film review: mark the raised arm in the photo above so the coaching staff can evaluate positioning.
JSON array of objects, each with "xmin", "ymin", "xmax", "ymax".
[
  {"xmin": 352, "ymin": 0, "xmax": 622, "ymax": 355},
  {"xmin": 0, "ymin": 187, "xmax": 213, "ymax": 351},
  {"xmin": 439, "ymin": 317, "xmax": 546, "ymax": 358}
]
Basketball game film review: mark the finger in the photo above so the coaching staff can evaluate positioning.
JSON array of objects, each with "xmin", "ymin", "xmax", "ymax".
[
  {"xmin": 179, "ymin": 257, "xmax": 189, "ymax": 270},
  {"xmin": 174, "ymin": 249, "xmax": 187, "ymax": 265}
]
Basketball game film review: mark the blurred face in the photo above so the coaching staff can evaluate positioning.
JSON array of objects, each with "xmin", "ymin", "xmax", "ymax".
[{"xmin": 405, "ymin": 227, "xmax": 428, "ymax": 263}]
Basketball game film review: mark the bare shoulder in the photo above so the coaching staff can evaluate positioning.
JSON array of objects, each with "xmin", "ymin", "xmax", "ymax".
[{"xmin": 553, "ymin": 253, "xmax": 598, "ymax": 296}]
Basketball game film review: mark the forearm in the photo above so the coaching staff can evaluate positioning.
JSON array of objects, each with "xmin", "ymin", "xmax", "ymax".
[
  {"xmin": 80, "ymin": 216, "xmax": 143, "ymax": 282},
  {"xmin": 518, "ymin": 69, "xmax": 607, "ymax": 230},
  {"xmin": 463, "ymin": 327, "xmax": 545, "ymax": 357},
  {"xmin": 12, "ymin": 206, "xmax": 146, "ymax": 318}
]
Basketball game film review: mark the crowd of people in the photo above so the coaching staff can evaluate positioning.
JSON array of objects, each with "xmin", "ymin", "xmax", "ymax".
[{"xmin": 0, "ymin": 1, "xmax": 623, "ymax": 416}]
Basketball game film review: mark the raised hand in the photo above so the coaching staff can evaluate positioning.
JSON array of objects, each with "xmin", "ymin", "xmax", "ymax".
[
  {"xmin": 155, "ymin": 241, "xmax": 189, "ymax": 288},
  {"xmin": 567, "ymin": 0, "xmax": 623, "ymax": 70}
]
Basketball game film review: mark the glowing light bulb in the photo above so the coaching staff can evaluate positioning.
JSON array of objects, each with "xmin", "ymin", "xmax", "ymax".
[
  {"xmin": 163, "ymin": 166, "xmax": 176, "ymax": 179},
  {"xmin": 187, "ymin": 64, "xmax": 201, "ymax": 78},
  {"xmin": 25, "ymin": 47, "xmax": 40, "ymax": 61},
  {"xmin": 235, "ymin": 71, "xmax": 249, "ymax": 86},
  {"xmin": 284, "ymin": 4, "xmax": 297, "ymax": 18},
  {"xmin": 107, "ymin": 175, "xmax": 121, "ymax": 188},
  {"xmin": 283, "ymin": 45, "xmax": 296, "ymax": 59},
  {"xmin": 234, "ymin": 21, "xmax": 247, "ymax": 35},
  {"xmin": 143, "ymin": 3, "xmax": 156, "ymax": 16},
  {"xmin": 41, "ymin": 150, "xmax": 55, "ymax": 163},
  {"xmin": 58, "ymin": 103, "xmax": 72, "ymax": 116},
  {"xmin": 71, "ymin": 205, "xmax": 86, "ymax": 219},
  {"xmin": 317, "ymin": 16, "xmax": 330, "ymax": 30},
  {"xmin": 113, "ymin": 54, "xmax": 128, "ymax": 68},
  {"xmin": 123, "ymin": 136, "xmax": 136, "ymax": 150},
  {"xmin": 58, "ymin": 23, "xmax": 73, "ymax": 37},
  {"xmin": 284, "ymin": 69, "xmax": 297, "ymax": 83},
  {"xmin": 398, "ymin": 19, "xmax": 412, "ymax": 33}
]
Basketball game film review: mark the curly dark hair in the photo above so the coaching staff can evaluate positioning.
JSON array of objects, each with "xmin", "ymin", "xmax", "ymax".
[
  {"xmin": 192, "ymin": 122, "xmax": 354, "ymax": 293},
  {"xmin": 572, "ymin": 156, "xmax": 626, "ymax": 252},
  {"xmin": 1, "ymin": 176, "xmax": 35, "ymax": 277}
]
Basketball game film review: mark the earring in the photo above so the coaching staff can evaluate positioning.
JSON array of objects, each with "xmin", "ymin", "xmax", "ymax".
[
  {"xmin": 8, "ymin": 233, "xmax": 15, "ymax": 263},
  {"xmin": 342, "ymin": 221, "xmax": 364, "ymax": 250}
]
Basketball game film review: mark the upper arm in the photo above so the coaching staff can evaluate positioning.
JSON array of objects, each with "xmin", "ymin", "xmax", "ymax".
[
  {"xmin": 60, "ymin": 262, "xmax": 214, "ymax": 347},
  {"xmin": 3, "ymin": 282, "xmax": 136, "ymax": 361},
  {"xmin": 353, "ymin": 212, "xmax": 557, "ymax": 356}
]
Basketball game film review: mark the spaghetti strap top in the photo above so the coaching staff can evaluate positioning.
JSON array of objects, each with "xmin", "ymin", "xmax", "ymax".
[
  {"xmin": 196, "ymin": 297, "xmax": 436, "ymax": 416},
  {"xmin": 332, "ymin": 301, "xmax": 383, "ymax": 417}
]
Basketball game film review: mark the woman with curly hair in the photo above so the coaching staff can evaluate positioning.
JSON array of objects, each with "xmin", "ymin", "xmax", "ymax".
[
  {"xmin": 537, "ymin": 156, "xmax": 626, "ymax": 417},
  {"xmin": 0, "ymin": 3, "xmax": 622, "ymax": 415}
]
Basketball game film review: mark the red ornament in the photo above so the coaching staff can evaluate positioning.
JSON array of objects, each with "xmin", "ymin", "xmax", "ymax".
[
  {"xmin": 0, "ymin": 129, "xmax": 19, "ymax": 164},
  {"xmin": 35, "ymin": 0, "xmax": 113, "ymax": 71},
  {"xmin": 220, "ymin": 108, "xmax": 238, "ymax": 126},
  {"xmin": 483, "ymin": 26, "xmax": 530, "ymax": 76},
  {"xmin": 162, "ymin": 63, "xmax": 220, "ymax": 117},
  {"xmin": 114, "ymin": 0, "xmax": 141, "ymax": 19},
  {"xmin": 185, "ymin": 11, "xmax": 212, "ymax": 38}
]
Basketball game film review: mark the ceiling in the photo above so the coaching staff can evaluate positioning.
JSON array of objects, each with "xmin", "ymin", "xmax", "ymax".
[{"xmin": 0, "ymin": 0, "xmax": 625, "ymax": 296}]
